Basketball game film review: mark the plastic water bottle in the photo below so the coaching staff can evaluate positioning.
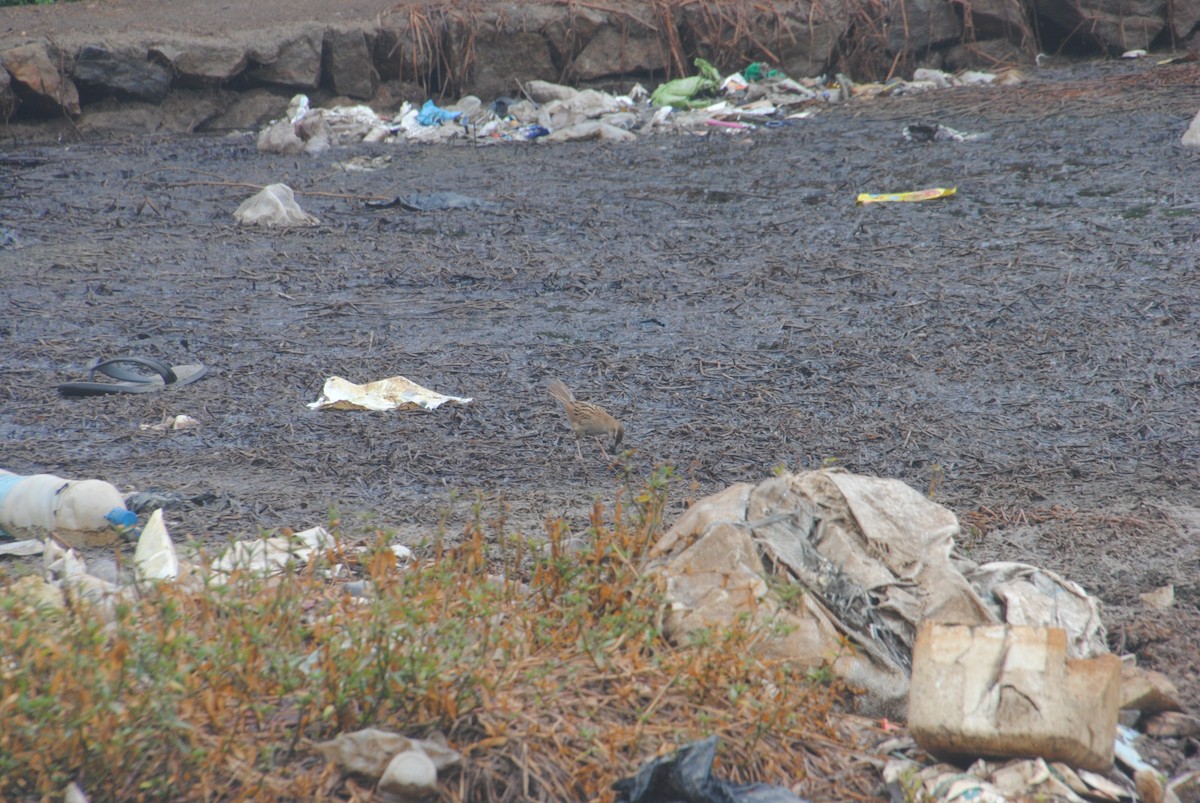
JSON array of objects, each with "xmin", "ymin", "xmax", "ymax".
[{"xmin": 0, "ymin": 470, "xmax": 136, "ymax": 539}]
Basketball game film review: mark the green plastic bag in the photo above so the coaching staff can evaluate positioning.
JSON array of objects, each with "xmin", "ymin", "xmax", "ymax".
[
  {"xmin": 650, "ymin": 58, "xmax": 721, "ymax": 109},
  {"xmin": 743, "ymin": 62, "xmax": 781, "ymax": 82}
]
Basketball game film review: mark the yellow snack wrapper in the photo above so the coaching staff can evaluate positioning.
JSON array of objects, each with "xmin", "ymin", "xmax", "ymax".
[{"xmin": 856, "ymin": 187, "xmax": 957, "ymax": 205}]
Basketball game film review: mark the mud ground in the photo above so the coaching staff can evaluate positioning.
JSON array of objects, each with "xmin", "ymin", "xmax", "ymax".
[{"xmin": 2, "ymin": 57, "xmax": 1199, "ymax": 781}]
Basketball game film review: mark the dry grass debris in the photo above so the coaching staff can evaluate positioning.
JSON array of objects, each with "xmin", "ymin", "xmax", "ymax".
[{"xmin": 0, "ymin": 470, "xmax": 883, "ymax": 801}]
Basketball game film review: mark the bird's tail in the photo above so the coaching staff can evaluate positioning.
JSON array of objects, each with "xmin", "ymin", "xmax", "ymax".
[{"xmin": 546, "ymin": 378, "xmax": 575, "ymax": 405}]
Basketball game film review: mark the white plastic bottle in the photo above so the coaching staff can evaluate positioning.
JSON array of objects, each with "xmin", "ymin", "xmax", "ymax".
[{"xmin": 0, "ymin": 470, "xmax": 137, "ymax": 539}]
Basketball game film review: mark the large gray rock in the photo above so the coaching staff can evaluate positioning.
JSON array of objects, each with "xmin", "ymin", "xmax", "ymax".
[
  {"xmin": 250, "ymin": 28, "xmax": 324, "ymax": 88},
  {"xmin": 1034, "ymin": 0, "xmax": 1166, "ymax": 51},
  {"xmin": 77, "ymin": 98, "xmax": 165, "ymax": 136},
  {"xmin": 164, "ymin": 88, "xmax": 238, "ymax": 132},
  {"xmin": 476, "ymin": 31, "xmax": 557, "ymax": 98},
  {"xmin": 151, "ymin": 39, "xmax": 249, "ymax": 84},
  {"xmin": 572, "ymin": 19, "xmax": 667, "ymax": 80},
  {"xmin": 540, "ymin": 5, "xmax": 607, "ymax": 67},
  {"xmin": 373, "ymin": 25, "xmax": 434, "ymax": 84},
  {"xmin": 887, "ymin": 0, "xmax": 963, "ymax": 54},
  {"xmin": 1168, "ymin": 0, "xmax": 1200, "ymax": 38},
  {"xmin": 73, "ymin": 44, "xmax": 171, "ymax": 102},
  {"xmin": 958, "ymin": 0, "xmax": 1035, "ymax": 42},
  {"xmin": 0, "ymin": 42, "xmax": 81, "ymax": 115},
  {"xmin": 468, "ymin": 20, "xmax": 557, "ymax": 100},
  {"xmin": 203, "ymin": 87, "xmax": 292, "ymax": 131},
  {"xmin": 943, "ymin": 37, "xmax": 1035, "ymax": 69},
  {"xmin": 324, "ymin": 27, "xmax": 376, "ymax": 99},
  {"xmin": 0, "ymin": 66, "xmax": 19, "ymax": 120}
]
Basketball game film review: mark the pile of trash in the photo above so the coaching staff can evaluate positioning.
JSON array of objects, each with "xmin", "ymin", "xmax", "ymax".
[
  {"xmin": 648, "ymin": 468, "xmax": 1197, "ymax": 803},
  {"xmin": 4, "ymin": 466, "xmax": 1196, "ymax": 802},
  {"xmin": 256, "ymin": 59, "xmax": 1025, "ymax": 154}
]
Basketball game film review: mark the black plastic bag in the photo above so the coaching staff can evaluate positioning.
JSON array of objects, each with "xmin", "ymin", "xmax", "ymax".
[{"xmin": 613, "ymin": 736, "xmax": 811, "ymax": 803}]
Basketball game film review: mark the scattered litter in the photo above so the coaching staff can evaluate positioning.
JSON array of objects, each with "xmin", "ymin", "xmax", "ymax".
[
  {"xmin": 314, "ymin": 728, "xmax": 461, "ymax": 780},
  {"xmin": 258, "ymin": 94, "xmax": 396, "ymax": 154},
  {"xmin": 544, "ymin": 120, "xmax": 638, "ymax": 143},
  {"xmin": 857, "ymin": 187, "xmax": 957, "ymax": 205},
  {"xmin": 140, "ymin": 413, "xmax": 200, "ymax": 431},
  {"xmin": 0, "ymin": 539, "xmax": 44, "ymax": 557},
  {"xmin": 903, "ymin": 122, "xmax": 988, "ymax": 142},
  {"xmin": 307, "ymin": 375, "xmax": 473, "ymax": 412},
  {"xmin": 365, "ymin": 191, "xmax": 501, "ymax": 212},
  {"xmin": 1158, "ymin": 51, "xmax": 1199, "ymax": 65},
  {"xmin": 1122, "ymin": 49, "xmax": 1149, "ymax": 58},
  {"xmin": 614, "ymin": 736, "xmax": 810, "ymax": 803},
  {"xmin": 649, "ymin": 58, "xmax": 721, "ymax": 109},
  {"xmin": 883, "ymin": 755, "xmax": 1132, "ymax": 803},
  {"xmin": 1182, "ymin": 107, "xmax": 1200, "ymax": 147},
  {"xmin": 133, "ymin": 509, "xmax": 179, "ymax": 582},
  {"xmin": 1139, "ymin": 583, "xmax": 1175, "ymax": 608},
  {"xmin": 233, "ymin": 183, "xmax": 319, "ymax": 227},
  {"xmin": 57, "ymin": 355, "xmax": 207, "ymax": 397},
  {"xmin": 380, "ymin": 750, "xmax": 438, "ymax": 799},
  {"xmin": 64, "ymin": 782, "xmax": 89, "ymax": 803},
  {"xmin": 209, "ymin": 526, "xmax": 335, "ymax": 583},
  {"xmin": 416, "ymin": 98, "xmax": 463, "ymax": 126},
  {"xmin": 0, "ymin": 469, "xmax": 136, "ymax": 545},
  {"xmin": 337, "ymin": 154, "xmax": 393, "ymax": 172},
  {"xmin": 651, "ymin": 469, "xmax": 1114, "ymax": 719},
  {"xmin": 252, "ymin": 62, "xmax": 1023, "ymax": 151}
]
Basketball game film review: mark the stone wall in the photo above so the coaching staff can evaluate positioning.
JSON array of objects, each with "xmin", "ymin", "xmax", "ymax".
[{"xmin": 0, "ymin": 0, "xmax": 1196, "ymax": 131}]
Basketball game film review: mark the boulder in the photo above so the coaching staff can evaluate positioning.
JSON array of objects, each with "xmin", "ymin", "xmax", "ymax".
[
  {"xmin": 943, "ymin": 38, "xmax": 1036, "ymax": 70},
  {"xmin": 1033, "ymin": 0, "xmax": 1166, "ymax": 52},
  {"xmin": 956, "ymin": 0, "xmax": 1035, "ymax": 42},
  {"xmin": 1168, "ymin": 0, "xmax": 1200, "ymax": 39},
  {"xmin": 76, "ymin": 98, "xmax": 165, "ymax": 136},
  {"xmin": 73, "ymin": 44, "xmax": 171, "ymax": 103},
  {"xmin": 162, "ymin": 87, "xmax": 238, "ymax": 132},
  {"xmin": 775, "ymin": 2, "xmax": 849, "ymax": 79},
  {"xmin": 324, "ymin": 27, "xmax": 377, "ymax": 100},
  {"xmin": 251, "ymin": 28, "xmax": 324, "ymax": 89},
  {"xmin": 469, "ymin": 29, "xmax": 557, "ymax": 100},
  {"xmin": 681, "ymin": 0, "xmax": 846, "ymax": 79},
  {"xmin": 0, "ymin": 66, "xmax": 19, "ymax": 120},
  {"xmin": 540, "ymin": 5, "xmax": 607, "ymax": 68},
  {"xmin": 372, "ymin": 25, "xmax": 434, "ymax": 84},
  {"xmin": 887, "ymin": 0, "xmax": 963, "ymax": 54},
  {"xmin": 572, "ymin": 19, "xmax": 667, "ymax": 80},
  {"xmin": 151, "ymin": 39, "xmax": 249, "ymax": 84},
  {"xmin": 0, "ymin": 42, "xmax": 81, "ymax": 116},
  {"xmin": 202, "ymin": 87, "xmax": 291, "ymax": 131}
]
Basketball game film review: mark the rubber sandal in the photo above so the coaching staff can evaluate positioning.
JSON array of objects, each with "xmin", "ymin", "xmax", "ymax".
[{"xmin": 57, "ymin": 356, "xmax": 208, "ymax": 397}]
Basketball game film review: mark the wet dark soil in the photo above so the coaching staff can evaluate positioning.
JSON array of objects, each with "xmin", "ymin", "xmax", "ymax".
[{"xmin": 2, "ymin": 57, "xmax": 1199, "ymax": 780}]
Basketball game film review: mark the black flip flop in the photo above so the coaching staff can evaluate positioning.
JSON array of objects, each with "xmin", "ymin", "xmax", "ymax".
[{"xmin": 57, "ymin": 356, "xmax": 208, "ymax": 397}]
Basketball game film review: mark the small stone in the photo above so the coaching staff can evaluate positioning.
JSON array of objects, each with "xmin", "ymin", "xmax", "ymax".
[
  {"xmin": 1143, "ymin": 711, "xmax": 1200, "ymax": 739},
  {"xmin": 1139, "ymin": 584, "xmax": 1174, "ymax": 608},
  {"xmin": 1121, "ymin": 664, "xmax": 1182, "ymax": 715}
]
